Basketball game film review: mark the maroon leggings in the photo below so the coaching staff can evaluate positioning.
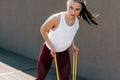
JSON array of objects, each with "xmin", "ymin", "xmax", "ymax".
[{"xmin": 36, "ymin": 43, "xmax": 71, "ymax": 80}]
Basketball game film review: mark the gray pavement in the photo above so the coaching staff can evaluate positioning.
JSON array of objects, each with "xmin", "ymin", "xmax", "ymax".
[{"xmin": 0, "ymin": 48, "xmax": 86, "ymax": 80}]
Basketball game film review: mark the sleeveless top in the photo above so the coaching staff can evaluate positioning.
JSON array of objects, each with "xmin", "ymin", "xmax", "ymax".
[{"xmin": 46, "ymin": 12, "xmax": 79, "ymax": 52}]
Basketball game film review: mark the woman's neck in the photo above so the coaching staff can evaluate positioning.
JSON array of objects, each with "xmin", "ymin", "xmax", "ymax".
[
  {"xmin": 65, "ymin": 12, "xmax": 75, "ymax": 20},
  {"xmin": 65, "ymin": 12, "xmax": 76, "ymax": 26}
]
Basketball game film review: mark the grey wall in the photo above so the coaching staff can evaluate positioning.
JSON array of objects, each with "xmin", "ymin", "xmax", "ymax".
[
  {"xmin": 0, "ymin": 0, "xmax": 65, "ymax": 60},
  {"xmin": 0, "ymin": 0, "xmax": 120, "ymax": 80},
  {"xmin": 77, "ymin": 0, "xmax": 120, "ymax": 80}
]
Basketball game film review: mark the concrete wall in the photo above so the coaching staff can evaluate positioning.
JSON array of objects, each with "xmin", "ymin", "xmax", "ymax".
[
  {"xmin": 0, "ymin": 0, "xmax": 120, "ymax": 80},
  {"xmin": 0, "ymin": 0, "xmax": 65, "ymax": 60}
]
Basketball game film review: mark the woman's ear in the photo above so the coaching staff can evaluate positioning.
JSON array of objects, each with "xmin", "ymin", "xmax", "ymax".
[{"xmin": 78, "ymin": 17, "xmax": 83, "ymax": 24}]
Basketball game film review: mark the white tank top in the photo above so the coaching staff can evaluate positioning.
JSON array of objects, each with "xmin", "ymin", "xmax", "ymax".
[{"xmin": 46, "ymin": 12, "xmax": 79, "ymax": 52}]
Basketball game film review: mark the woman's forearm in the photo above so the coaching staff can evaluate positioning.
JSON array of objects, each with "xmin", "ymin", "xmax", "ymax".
[
  {"xmin": 40, "ymin": 27, "xmax": 52, "ymax": 44},
  {"xmin": 40, "ymin": 28, "xmax": 55, "ymax": 51}
]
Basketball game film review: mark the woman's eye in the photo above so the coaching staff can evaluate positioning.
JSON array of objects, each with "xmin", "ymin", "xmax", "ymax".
[
  {"xmin": 70, "ymin": 6, "xmax": 73, "ymax": 9},
  {"xmin": 76, "ymin": 8, "xmax": 80, "ymax": 11}
]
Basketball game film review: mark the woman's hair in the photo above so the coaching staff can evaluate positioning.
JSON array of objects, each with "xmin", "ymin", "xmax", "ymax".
[{"xmin": 74, "ymin": 0, "xmax": 98, "ymax": 25}]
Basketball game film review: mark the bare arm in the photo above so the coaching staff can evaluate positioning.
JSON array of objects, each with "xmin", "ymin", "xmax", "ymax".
[{"xmin": 40, "ymin": 14, "xmax": 60, "ymax": 57}]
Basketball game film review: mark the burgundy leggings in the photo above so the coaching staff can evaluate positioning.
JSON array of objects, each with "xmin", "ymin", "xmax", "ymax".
[{"xmin": 36, "ymin": 43, "xmax": 71, "ymax": 80}]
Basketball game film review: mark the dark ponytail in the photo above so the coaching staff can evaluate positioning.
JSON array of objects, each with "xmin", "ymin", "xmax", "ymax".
[{"xmin": 77, "ymin": 1, "xmax": 98, "ymax": 25}]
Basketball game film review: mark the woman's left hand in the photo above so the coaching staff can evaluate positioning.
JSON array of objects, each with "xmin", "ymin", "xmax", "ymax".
[{"xmin": 71, "ymin": 45, "xmax": 79, "ymax": 55}]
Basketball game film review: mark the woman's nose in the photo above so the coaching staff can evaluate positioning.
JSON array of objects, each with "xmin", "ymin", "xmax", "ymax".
[{"xmin": 71, "ymin": 10, "xmax": 75, "ymax": 14}]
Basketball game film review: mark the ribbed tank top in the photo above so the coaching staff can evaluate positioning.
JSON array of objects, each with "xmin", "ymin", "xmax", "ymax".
[{"xmin": 46, "ymin": 12, "xmax": 79, "ymax": 52}]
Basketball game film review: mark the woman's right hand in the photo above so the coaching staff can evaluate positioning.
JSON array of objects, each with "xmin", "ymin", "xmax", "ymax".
[
  {"xmin": 50, "ymin": 50, "xmax": 56, "ymax": 58},
  {"xmin": 49, "ymin": 43, "xmax": 56, "ymax": 58}
]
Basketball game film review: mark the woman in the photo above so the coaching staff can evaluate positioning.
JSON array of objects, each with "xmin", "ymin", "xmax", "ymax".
[{"xmin": 36, "ymin": 0, "xmax": 98, "ymax": 80}]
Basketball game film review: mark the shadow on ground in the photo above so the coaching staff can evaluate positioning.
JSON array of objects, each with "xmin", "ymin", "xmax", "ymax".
[{"xmin": 0, "ymin": 48, "xmax": 87, "ymax": 80}]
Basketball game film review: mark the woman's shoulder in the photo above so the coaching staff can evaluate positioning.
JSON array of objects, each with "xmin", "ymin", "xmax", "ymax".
[
  {"xmin": 49, "ymin": 11, "xmax": 65, "ymax": 20},
  {"xmin": 47, "ymin": 11, "xmax": 65, "ymax": 24},
  {"xmin": 45, "ymin": 12, "xmax": 64, "ymax": 28},
  {"xmin": 48, "ymin": 12, "xmax": 60, "ymax": 22},
  {"xmin": 46, "ymin": 11, "xmax": 65, "ymax": 26},
  {"xmin": 51, "ymin": 11, "xmax": 66, "ymax": 18}
]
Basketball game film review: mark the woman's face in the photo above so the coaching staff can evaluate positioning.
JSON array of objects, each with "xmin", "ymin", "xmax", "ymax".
[{"xmin": 67, "ymin": 0, "xmax": 82, "ymax": 18}]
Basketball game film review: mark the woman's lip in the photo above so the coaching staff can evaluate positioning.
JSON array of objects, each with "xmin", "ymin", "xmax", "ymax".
[{"xmin": 71, "ymin": 14, "xmax": 75, "ymax": 16}]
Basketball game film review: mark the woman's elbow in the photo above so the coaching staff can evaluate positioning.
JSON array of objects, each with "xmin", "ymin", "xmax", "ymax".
[
  {"xmin": 40, "ymin": 27, "xmax": 47, "ymax": 35},
  {"xmin": 40, "ymin": 27, "xmax": 43, "ymax": 34}
]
